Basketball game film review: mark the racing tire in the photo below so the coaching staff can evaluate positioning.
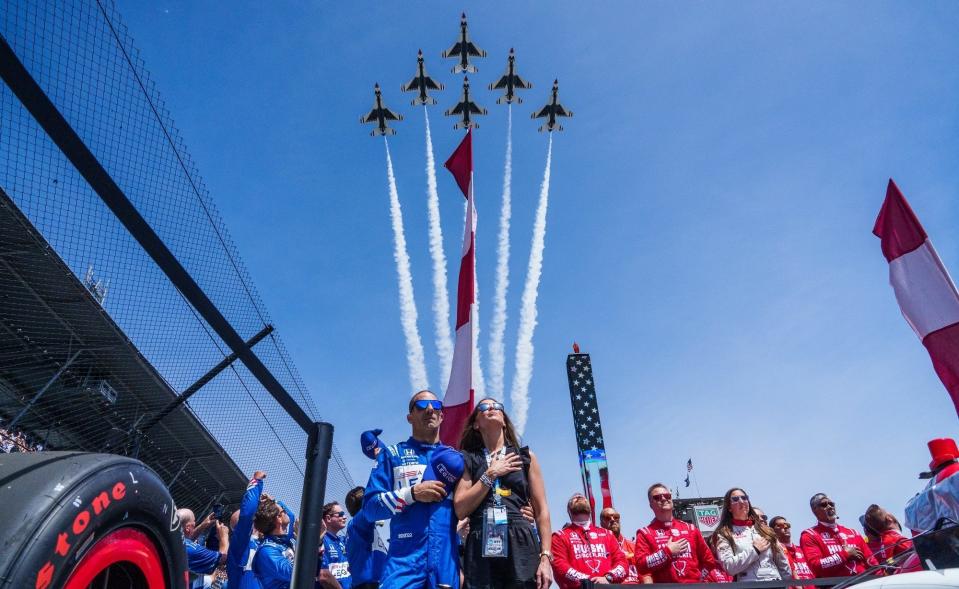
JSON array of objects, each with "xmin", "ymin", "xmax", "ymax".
[{"xmin": 0, "ymin": 451, "xmax": 186, "ymax": 589}]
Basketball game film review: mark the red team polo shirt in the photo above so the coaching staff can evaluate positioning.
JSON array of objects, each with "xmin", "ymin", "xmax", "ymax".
[
  {"xmin": 800, "ymin": 523, "xmax": 874, "ymax": 578},
  {"xmin": 633, "ymin": 519, "xmax": 719, "ymax": 583},
  {"xmin": 551, "ymin": 523, "xmax": 628, "ymax": 589}
]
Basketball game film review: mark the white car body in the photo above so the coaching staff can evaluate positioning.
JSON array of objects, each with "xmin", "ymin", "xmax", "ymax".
[{"xmin": 852, "ymin": 568, "xmax": 959, "ymax": 588}]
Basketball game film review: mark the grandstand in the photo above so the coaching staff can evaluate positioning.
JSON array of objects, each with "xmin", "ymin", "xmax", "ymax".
[{"xmin": 0, "ymin": 0, "xmax": 354, "ymax": 512}]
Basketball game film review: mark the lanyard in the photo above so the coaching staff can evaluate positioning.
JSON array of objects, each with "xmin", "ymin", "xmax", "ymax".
[{"xmin": 483, "ymin": 447, "xmax": 505, "ymax": 507}]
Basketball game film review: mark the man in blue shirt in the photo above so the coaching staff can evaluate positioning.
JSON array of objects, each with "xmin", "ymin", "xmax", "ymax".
[
  {"xmin": 321, "ymin": 502, "xmax": 352, "ymax": 589},
  {"xmin": 345, "ymin": 486, "xmax": 387, "ymax": 589},
  {"xmin": 251, "ymin": 495, "xmax": 296, "ymax": 589},
  {"xmin": 364, "ymin": 390, "xmax": 459, "ymax": 589},
  {"xmin": 178, "ymin": 508, "xmax": 229, "ymax": 584},
  {"xmin": 227, "ymin": 470, "xmax": 267, "ymax": 589}
]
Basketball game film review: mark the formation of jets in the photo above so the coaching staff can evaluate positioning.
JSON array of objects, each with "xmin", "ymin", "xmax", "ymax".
[{"xmin": 361, "ymin": 13, "xmax": 572, "ymax": 135}]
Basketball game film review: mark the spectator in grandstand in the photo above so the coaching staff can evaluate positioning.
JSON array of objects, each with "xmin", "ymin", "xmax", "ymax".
[
  {"xmin": 711, "ymin": 488, "xmax": 792, "ymax": 582},
  {"xmin": 862, "ymin": 504, "xmax": 912, "ymax": 564},
  {"xmin": 0, "ymin": 427, "xmax": 13, "ymax": 453},
  {"xmin": 345, "ymin": 485, "xmax": 387, "ymax": 589},
  {"xmin": 321, "ymin": 501, "xmax": 352, "ymax": 588},
  {"xmin": 800, "ymin": 493, "xmax": 874, "ymax": 578},
  {"xmin": 363, "ymin": 390, "xmax": 459, "ymax": 589},
  {"xmin": 769, "ymin": 516, "xmax": 816, "ymax": 585},
  {"xmin": 633, "ymin": 483, "xmax": 721, "ymax": 583},
  {"xmin": 178, "ymin": 508, "xmax": 229, "ymax": 580},
  {"xmin": 251, "ymin": 494, "xmax": 299, "ymax": 589},
  {"xmin": 454, "ymin": 397, "xmax": 553, "ymax": 589},
  {"xmin": 551, "ymin": 493, "xmax": 627, "ymax": 588},
  {"xmin": 600, "ymin": 507, "xmax": 643, "ymax": 584},
  {"xmin": 227, "ymin": 470, "xmax": 267, "ymax": 589}
]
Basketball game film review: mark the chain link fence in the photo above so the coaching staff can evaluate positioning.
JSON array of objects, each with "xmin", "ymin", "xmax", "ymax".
[{"xmin": 0, "ymin": 0, "xmax": 354, "ymax": 511}]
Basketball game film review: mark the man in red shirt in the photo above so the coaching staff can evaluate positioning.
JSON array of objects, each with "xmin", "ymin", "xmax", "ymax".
[
  {"xmin": 633, "ymin": 483, "xmax": 720, "ymax": 583},
  {"xmin": 771, "ymin": 516, "xmax": 816, "ymax": 587},
  {"xmin": 551, "ymin": 494, "xmax": 628, "ymax": 588},
  {"xmin": 600, "ymin": 507, "xmax": 643, "ymax": 584},
  {"xmin": 800, "ymin": 493, "xmax": 875, "ymax": 578},
  {"xmin": 862, "ymin": 505, "xmax": 912, "ymax": 566}
]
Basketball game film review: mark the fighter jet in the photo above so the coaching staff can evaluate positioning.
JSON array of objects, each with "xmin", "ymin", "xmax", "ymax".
[
  {"xmin": 489, "ymin": 48, "xmax": 533, "ymax": 104},
  {"xmin": 441, "ymin": 13, "xmax": 486, "ymax": 74},
  {"xmin": 531, "ymin": 79, "xmax": 573, "ymax": 132},
  {"xmin": 444, "ymin": 76, "xmax": 487, "ymax": 130},
  {"xmin": 401, "ymin": 50, "xmax": 445, "ymax": 106},
  {"xmin": 360, "ymin": 83, "xmax": 403, "ymax": 136}
]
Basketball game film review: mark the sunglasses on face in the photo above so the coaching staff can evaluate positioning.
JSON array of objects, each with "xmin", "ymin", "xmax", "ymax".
[
  {"xmin": 774, "ymin": 523, "xmax": 792, "ymax": 530},
  {"xmin": 477, "ymin": 401, "xmax": 505, "ymax": 413},
  {"xmin": 729, "ymin": 495, "xmax": 750, "ymax": 504},
  {"xmin": 413, "ymin": 399, "xmax": 443, "ymax": 411},
  {"xmin": 603, "ymin": 514, "xmax": 621, "ymax": 521},
  {"xmin": 818, "ymin": 501, "xmax": 836, "ymax": 509},
  {"xmin": 651, "ymin": 493, "xmax": 672, "ymax": 502}
]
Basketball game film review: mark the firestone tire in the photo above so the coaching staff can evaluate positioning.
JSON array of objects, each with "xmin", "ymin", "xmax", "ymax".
[{"xmin": 0, "ymin": 451, "xmax": 186, "ymax": 589}]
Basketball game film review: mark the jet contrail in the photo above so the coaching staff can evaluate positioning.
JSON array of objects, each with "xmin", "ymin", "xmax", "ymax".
[
  {"xmin": 384, "ymin": 138, "xmax": 429, "ymax": 391},
  {"xmin": 488, "ymin": 106, "xmax": 513, "ymax": 401},
  {"xmin": 511, "ymin": 134, "xmax": 553, "ymax": 435},
  {"xmin": 423, "ymin": 110, "xmax": 454, "ymax": 383}
]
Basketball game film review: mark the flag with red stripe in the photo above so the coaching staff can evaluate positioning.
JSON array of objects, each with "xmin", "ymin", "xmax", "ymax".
[
  {"xmin": 874, "ymin": 179, "xmax": 959, "ymax": 418},
  {"xmin": 440, "ymin": 131, "xmax": 476, "ymax": 446}
]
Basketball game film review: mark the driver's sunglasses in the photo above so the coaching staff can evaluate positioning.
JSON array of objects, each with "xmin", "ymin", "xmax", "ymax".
[
  {"xmin": 818, "ymin": 500, "xmax": 836, "ymax": 509},
  {"xmin": 651, "ymin": 493, "xmax": 672, "ymax": 502},
  {"xmin": 477, "ymin": 401, "xmax": 504, "ymax": 413},
  {"xmin": 413, "ymin": 399, "xmax": 443, "ymax": 411}
]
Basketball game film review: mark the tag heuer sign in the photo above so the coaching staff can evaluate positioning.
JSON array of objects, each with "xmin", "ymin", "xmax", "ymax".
[{"xmin": 694, "ymin": 505, "xmax": 721, "ymax": 531}]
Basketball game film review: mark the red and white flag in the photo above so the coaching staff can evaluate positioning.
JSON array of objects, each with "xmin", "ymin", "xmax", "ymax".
[
  {"xmin": 874, "ymin": 179, "xmax": 959, "ymax": 418},
  {"xmin": 440, "ymin": 130, "xmax": 476, "ymax": 446}
]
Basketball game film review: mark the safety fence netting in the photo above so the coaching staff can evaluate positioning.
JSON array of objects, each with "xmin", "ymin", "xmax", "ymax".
[{"xmin": 0, "ymin": 0, "xmax": 353, "ymax": 511}]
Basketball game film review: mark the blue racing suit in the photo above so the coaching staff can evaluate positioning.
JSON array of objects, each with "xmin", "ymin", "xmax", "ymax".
[
  {"xmin": 321, "ymin": 531, "xmax": 352, "ymax": 589},
  {"xmin": 227, "ymin": 477, "xmax": 264, "ymax": 589},
  {"xmin": 345, "ymin": 509, "xmax": 387, "ymax": 586},
  {"xmin": 183, "ymin": 536, "xmax": 220, "ymax": 575},
  {"xmin": 252, "ymin": 535, "xmax": 295, "ymax": 589},
  {"xmin": 364, "ymin": 437, "xmax": 459, "ymax": 589},
  {"xmin": 249, "ymin": 502, "xmax": 297, "ymax": 589}
]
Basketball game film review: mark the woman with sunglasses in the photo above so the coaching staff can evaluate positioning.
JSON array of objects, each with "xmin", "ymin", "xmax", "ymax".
[
  {"xmin": 453, "ymin": 399, "xmax": 553, "ymax": 589},
  {"xmin": 712, "ymin": 488, "xmax": 792, "ymax": 582}
]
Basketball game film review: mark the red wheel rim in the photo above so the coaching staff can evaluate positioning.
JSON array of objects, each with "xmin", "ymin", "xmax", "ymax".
[{"xmin": 64, "ymin": 527, "xmax": 167, "ymax": 589}]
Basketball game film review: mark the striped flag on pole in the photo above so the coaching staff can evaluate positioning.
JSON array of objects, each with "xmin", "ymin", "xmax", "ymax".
[
  {"xmin": 440, "ymin": 130, "xmax": 476, "ymax": 446},
  {"xmin": 874, "ymin": 179, "xmax": 959, "ymax": 418}
]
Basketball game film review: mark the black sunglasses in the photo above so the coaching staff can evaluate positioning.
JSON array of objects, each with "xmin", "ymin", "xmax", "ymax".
[{"xmin": 413, "ymin": 399, "xmax": 443, "ymax": 411}]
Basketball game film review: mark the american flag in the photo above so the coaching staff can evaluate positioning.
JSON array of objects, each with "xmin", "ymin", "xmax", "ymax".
[
  {"xmin": 687, "ymin": 458, "xmax": 693, "ymax": 472},
  {"xmin": 567, "ymin": 351, "xmax": 613, "ymax": 517},
  {"xmin": 567, "ymin": 353, "xmax": 606, "ymax": 451}
]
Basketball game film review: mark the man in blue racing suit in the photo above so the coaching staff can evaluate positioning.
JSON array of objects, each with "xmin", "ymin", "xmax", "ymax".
[
  {"xmin": 363, "ymin": 390, "xmax": 459, "ymax": 589},
  {"xmin": 250, "ymin": 496, "xmax": 297, "ymax": 589},
  {"xmin": 227, "ymin": 470, "xmax": 266, "ymax": 589}
]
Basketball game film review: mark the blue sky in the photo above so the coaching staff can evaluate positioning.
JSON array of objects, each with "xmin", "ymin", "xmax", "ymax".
[{"xmin": 119, "ymin": 2, "xmax": 959, "ymax": 535}]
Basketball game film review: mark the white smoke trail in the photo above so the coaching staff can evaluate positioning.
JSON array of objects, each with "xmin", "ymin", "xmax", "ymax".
[
  {"xmin": 423, "ymin": 110, "xmax": 454, "ymax": 383},
  {"xmin": 510, "ymin": 134, "xmax": 553, "ymax": 434},
  {"xmin": 384, "ymin": 138, "xmax": 429, "ymax": 391},
  {"xmin": 488, "ymin": 106, "xmax": 513, "ymax": 401}
]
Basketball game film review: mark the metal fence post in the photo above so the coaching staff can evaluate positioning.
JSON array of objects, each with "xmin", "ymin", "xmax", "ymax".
[{"xmin": 291, "ymin": 421, "xmax": 333, "ymax": 589}]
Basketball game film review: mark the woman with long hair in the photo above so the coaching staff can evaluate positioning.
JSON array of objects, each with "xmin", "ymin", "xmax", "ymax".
[
  {"xmin": 713, "ymin": 488, "xmax": 792, "ymax": 582},
  {"xmin": 454, "ymin": 398, "xmax": 553, "ymax": 589}
]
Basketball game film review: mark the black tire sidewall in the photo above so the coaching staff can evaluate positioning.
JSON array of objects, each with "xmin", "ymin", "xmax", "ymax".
[{"xmin": 4, "ymin": 458, "xmax": 186, "ymax": 589}]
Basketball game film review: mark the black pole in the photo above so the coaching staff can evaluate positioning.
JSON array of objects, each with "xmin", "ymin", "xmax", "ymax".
[
  {"xmin": 291, "ymin": 421, "xmax": 333, "ymax": 589},
  {"xmin": 140, "ymin": 324, "xmax": 274, "ymax": 434},
  {"xmin": 0, "ymin": 34, "xmax": 313, "ymax": 431}
]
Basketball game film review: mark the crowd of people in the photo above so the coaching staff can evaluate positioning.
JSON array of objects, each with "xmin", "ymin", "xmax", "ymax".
[
  {"xmin": 0, "ymin": 423, "xmax": 44, "ymax": 453},
  {"xmin": 178, "ymin": 390, "xmax": 920, "ymax": 589}
]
